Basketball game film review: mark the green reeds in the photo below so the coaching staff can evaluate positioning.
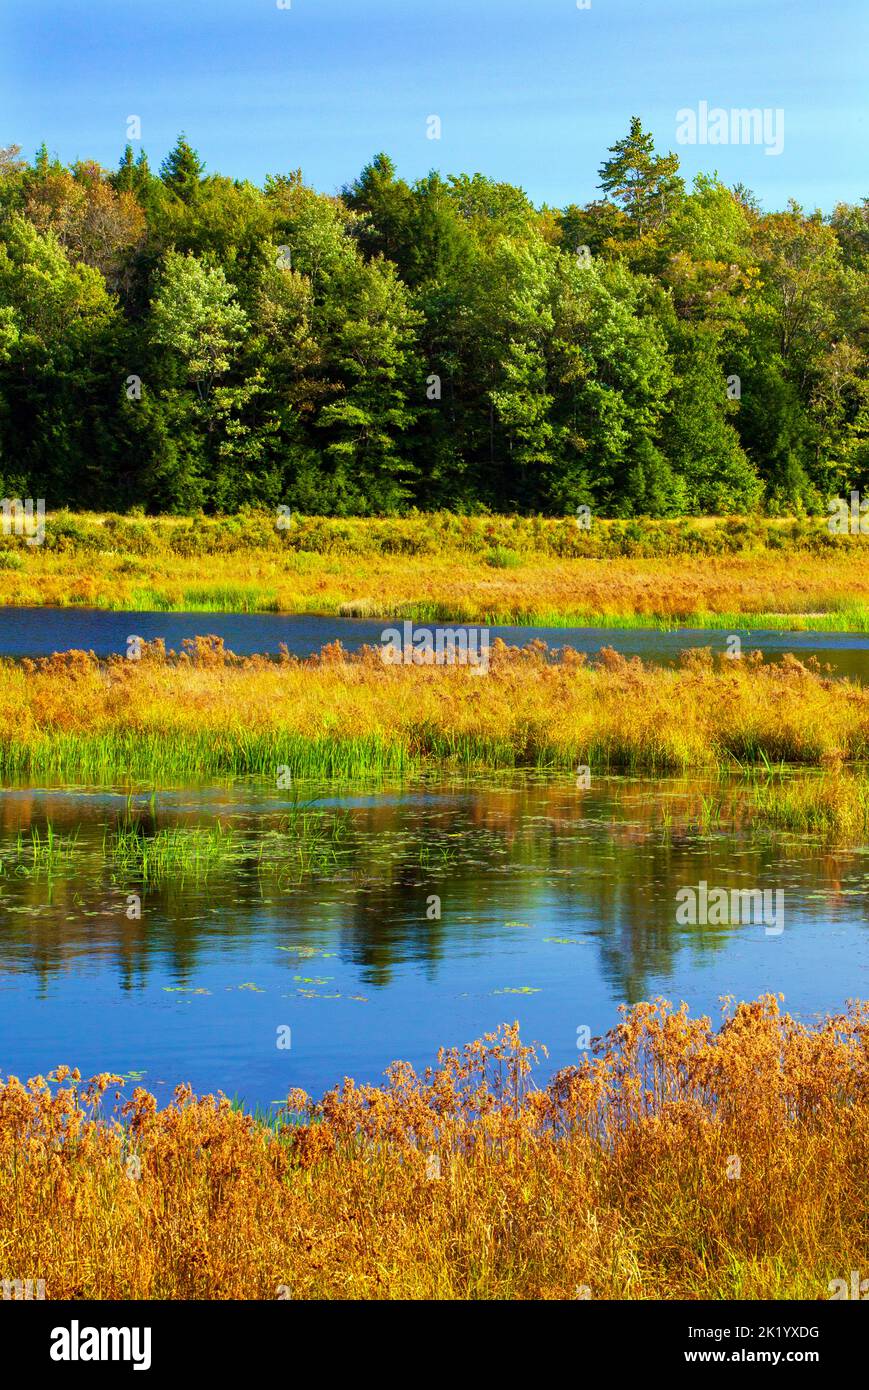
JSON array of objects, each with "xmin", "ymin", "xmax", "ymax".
[
  {"xmin": 107, "ymin": 820, "xmax": 235, "ymax": 884},
  {"xmin": 0, "ymin": 725, "xmax": 861, "ymax": 784},
  {"xmin": 0, "ymin": 799, "xmax": 352, "ymax": 890},
  {"xmin": 744, "ymin": 771, "xmax": 869, "ymax": 841},
  {"xmin": 375, "ymin": 603, "xmax": 869, "ymax": 632},
  {"xmin": 0, "ymin": 822, "xmax": 80, "ymax": 876},
  {"xmin": 0, "ymin": 731, "xmax": 414, "ymax": 783}
]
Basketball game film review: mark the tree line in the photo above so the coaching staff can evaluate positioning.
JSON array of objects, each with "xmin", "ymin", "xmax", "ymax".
[{"xmin": 0, "ymin": 120, "xmax": 866, "ymax": 516}]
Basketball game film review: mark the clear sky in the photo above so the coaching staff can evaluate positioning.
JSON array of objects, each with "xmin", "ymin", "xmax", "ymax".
[{"xmin": 1, "ymin": 0, "xmax": 866, "ymax": 212}]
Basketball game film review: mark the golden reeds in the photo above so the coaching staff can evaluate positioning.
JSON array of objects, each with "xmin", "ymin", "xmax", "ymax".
[
  {"xmin": 0, "ymin": 639, "xmax": 866, "ymax": 780},
  {"xmin": 1, "ymin": 997, "xmax": 866, "ymax": 1299}
]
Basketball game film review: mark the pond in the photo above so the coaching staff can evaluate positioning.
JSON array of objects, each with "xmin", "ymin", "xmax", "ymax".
[{"xmin": 1, "ymin": 771, "xmax": 867, "ymax": 1107}]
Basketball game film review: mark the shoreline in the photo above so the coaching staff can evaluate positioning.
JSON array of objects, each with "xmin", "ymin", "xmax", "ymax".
[{"xmin": 2, "ymin": 596, "xmax": 869, "ymax": 631}]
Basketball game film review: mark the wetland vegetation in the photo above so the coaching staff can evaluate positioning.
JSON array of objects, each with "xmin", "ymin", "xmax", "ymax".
[
  {"xmin": 2, "ymin": 997, "xmax": 867, "ymax": 1299},
  {"xmin": 1, "ymin": 510, "xmax": 867, "ymax": 628}
]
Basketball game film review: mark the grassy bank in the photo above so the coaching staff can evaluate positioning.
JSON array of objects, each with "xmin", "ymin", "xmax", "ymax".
[
  {"xmin": 1, "ymin": 997, "xmax": 866, "ymax": 1299},
  {"xmin": 2, "ymin": 639, "xmax": 867, "ymax": 783},
  {"xmin": 1, "ymin": 511, "xmax": 868, "ymax": 627}
]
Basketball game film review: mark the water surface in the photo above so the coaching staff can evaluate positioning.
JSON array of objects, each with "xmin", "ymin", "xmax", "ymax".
[
  {"xmin": 1, "ymin": 772, "xmax": 866, "ymax": 1107},
  {"xmin": 2, "ymin": 607, "xmax": 869, "ymax": 678}
]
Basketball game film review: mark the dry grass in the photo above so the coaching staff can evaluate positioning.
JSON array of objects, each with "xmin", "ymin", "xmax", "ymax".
[
  {"xmin": 1, "ymin": 639, "xmax": 867, "ymax": 780},
  {"xmin": 1, "ymin": 511, "xmax": 867, "ymax": 626},
  {"xmin": 1, "ymin": 997, "xmax": 866, "ymax": 1300}
]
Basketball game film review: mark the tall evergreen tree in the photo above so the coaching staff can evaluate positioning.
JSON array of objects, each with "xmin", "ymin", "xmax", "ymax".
[
  {"xmin": 115, "ymin": 144, "xmax": 136, "ymax": 193},
  {"xmin": 597, "ymin": 117, "xmax": 684, "ymax": 232},
  {"xmin": 159, "ymin": 134, "xmax": 205, "ymax": 201}
]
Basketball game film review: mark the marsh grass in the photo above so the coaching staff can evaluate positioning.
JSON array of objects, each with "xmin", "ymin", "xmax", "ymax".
[
  {"xmin": 0, "ymin": 792, "xmax": 351, "ymax": 891},
  {"xmin": 744, "ymin": 769, "xmax": 869, "ymax": 840},
  {"xmin": 1, "ymin": 510, "xmax": 867, "ymax": 625},
  {"xmin": 2, "ymin": 640, "xmax": 868, "ymax": 784},
  {"xmin": 2, "ymin": 996, "xmax": 867, "ymax": 1299},
  {"xmin": 107, "ymin": 821, "xmax": 235, "ymax": 884},
  {"xmin": 267, "ymin": 803, "xmax": 351, "ymax": 878},
  {"xmin": 647, "ymin": 764, "xmax": 869, "ymax": 843},
  {"xmin": 0, "ymin": 822, "xmax": 80, "ymax": 876},
  {"xmin": 0, "ymin": 730, "xmax": 413, "ymax": 783}
]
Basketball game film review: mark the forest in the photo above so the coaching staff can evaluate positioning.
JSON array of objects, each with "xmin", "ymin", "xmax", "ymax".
[{"xmin": 0, "ymin": 118, "xmax": 866, "ymax": 517}]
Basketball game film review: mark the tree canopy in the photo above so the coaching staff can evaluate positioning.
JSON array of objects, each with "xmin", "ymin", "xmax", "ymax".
[{"xmin": 0, "ymin": 122, "xmax": 865, "ymax": 515}]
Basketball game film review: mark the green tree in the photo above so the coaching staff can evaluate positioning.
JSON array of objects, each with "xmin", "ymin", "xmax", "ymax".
[
  {"xmin": 598, "ymin": 117, "xmax": 684, "ymax": 234},
  {"xmin": 146, "ymin": 251, "xmax": 251, "ymax": 506},
  {"xmin": 662, "ymin": 329, "xmax": 762, "ymax": 512},
  {"xmin": 0, "ymin": 215, "xmax": 124, "ymax": 504},
  {"xmin": 160, "ymin": 134, "xmax": 205, "ymax": 201},
  {"xmin": 149, "ymin": 250, "xmax": 248, "ymax": 409}
]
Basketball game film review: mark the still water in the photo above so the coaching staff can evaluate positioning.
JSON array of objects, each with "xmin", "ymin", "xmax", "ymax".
[
  {"xmin": 1, "ymin": 772, "xmax": 867, "ymax": 1108},
  {"xmin": 1, "ymin": 606, "xmax": 869, "ymax": 678}
]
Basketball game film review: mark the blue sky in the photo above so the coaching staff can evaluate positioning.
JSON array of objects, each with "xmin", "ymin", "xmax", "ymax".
[{"xmin": 1, "ymin": 0, "xmax": 865, "ymax": 211}]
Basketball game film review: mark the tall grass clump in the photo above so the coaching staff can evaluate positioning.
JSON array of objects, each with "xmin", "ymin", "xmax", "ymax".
[
  {"xmin": 0, "ymin": 822, "xmax": 80, "ymax": 876},
  {"xmin": 1, "ymin": 996, "xmax": 867, "ymax": 1299},
  {"xmin": 107, "ymin": 821, "xmax": 235, "ymax": 884},
  {"xmin": 745, "ymin": 768, "xmax": 869, "ymax": 840},
  {"xmin": 1, "ymin": 640, "xmax": 867, "ymax": 783}
]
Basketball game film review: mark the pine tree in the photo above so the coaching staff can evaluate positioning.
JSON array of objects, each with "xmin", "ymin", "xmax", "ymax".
[
  {"xmin": 115, "ymin": 144, "xmax": 136, "ymax": 193},
  {"xmin": 159, "ymin": 134, "xmax": 205, "ymax": 201},
  {"xmin": 598, "ymin": 117, "xmax": 684, "ymax": 232}
]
